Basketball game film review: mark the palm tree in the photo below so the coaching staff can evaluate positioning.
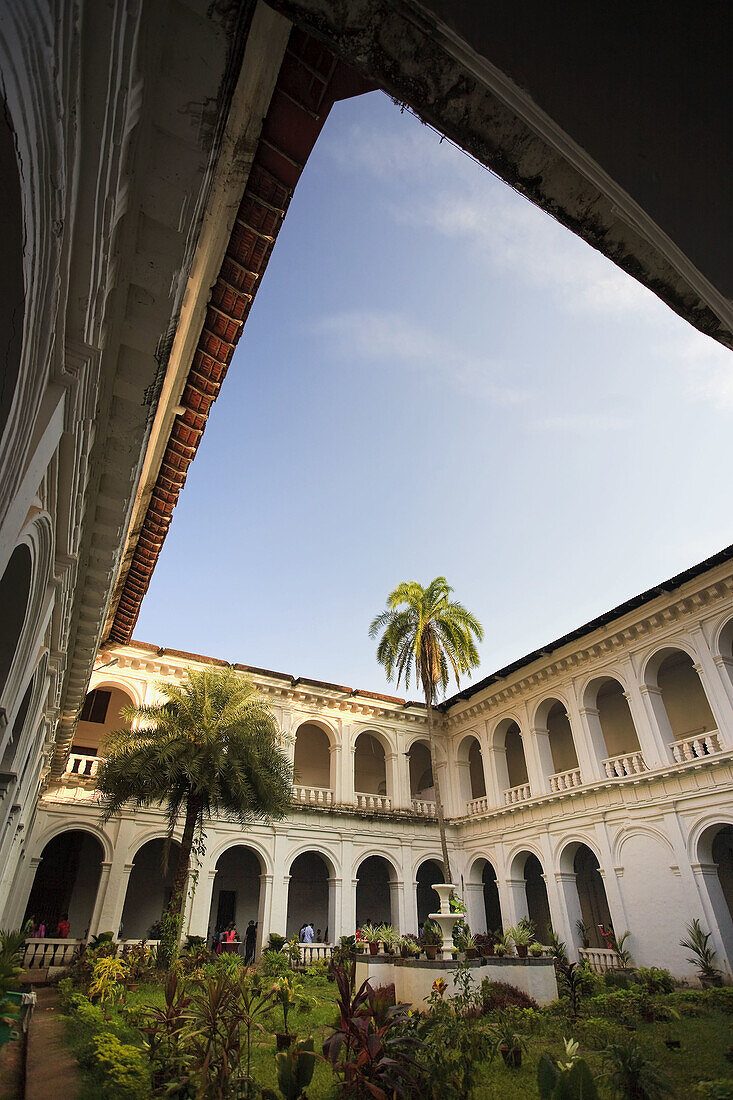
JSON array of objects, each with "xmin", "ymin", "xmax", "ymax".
[
  {"xmin": 369, "ymin": 578, "xmax": 483, "ymax": 885},
  {"xmin": 96, "ymin": 666, "xmax": 292, "ymax": 965}
]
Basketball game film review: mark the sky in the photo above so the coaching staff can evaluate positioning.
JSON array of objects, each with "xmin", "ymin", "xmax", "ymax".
[{"xmin": 135, "ymin": 90, "xmax": 733, "ymax": 698}]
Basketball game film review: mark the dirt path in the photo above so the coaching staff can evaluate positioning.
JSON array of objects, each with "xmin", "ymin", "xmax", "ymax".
[{"xmin": 25, "ymin": 987, "xmax": 80, "ymax": 1100}]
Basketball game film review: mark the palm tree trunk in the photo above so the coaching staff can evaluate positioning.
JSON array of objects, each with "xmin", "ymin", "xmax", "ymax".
[
  {"xmin": 160, "ymin": 793, "xmax": 201, "ymax": 967},
  {"xmin": 425, "ymin": 698, "xmax": 453, "ymax": 885}
]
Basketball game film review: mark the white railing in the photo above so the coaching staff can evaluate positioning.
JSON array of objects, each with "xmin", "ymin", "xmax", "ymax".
[
  {"xmin": 292, "ymin": 785, "xmax": 333, "ymax": 807},
  {"xmin": 504, "ymin": 783, "xmax": 531, "ymax": 805},
  {"xmin": 579, "ymin": 947, "xmax": 623, "ymax": 973},
  {"xmin": 549, "ymin": 767, "xmax": 582, "ymax": 792},
  {"xmin": 603, "ymin": 751, "xmax": 646, "ymax": 778},
  {"xmin": 296, "ymin": 942, "xmax": 333, "ymax": 966},
  {"xmin": 671, "ymin": 730, "xmax": 723, "ymax": 763},
  {"xmin": 467, "ymin": 796, "xmax": 489, "ymax": 815},
  {"xmin": 23, "ymin": 938, "xmax": 83, "ymax": 969},
  {"xmin": 64, "ymin": 753, "xmax": 100, "ymax": 778},
  {"xmin": 411, "ymin": 798, "xmax": 437, "ymax": 817},
  {"xmin": 355, "ymin": 792, "xmax": 392, "ymax": 812}
]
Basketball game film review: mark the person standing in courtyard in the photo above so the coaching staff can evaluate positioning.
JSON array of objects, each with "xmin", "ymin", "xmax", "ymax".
[
  {"xmin": 244, "ymin": 919, "xmax": 257, "ymax": 964},
  {"xmin": 302, "ymin": 920, "xmax": 314, "ymax": 944}
]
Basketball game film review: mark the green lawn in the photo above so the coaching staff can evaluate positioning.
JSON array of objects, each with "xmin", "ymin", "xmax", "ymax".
[{"xmin": 61, "ymin": 972, "xmax": 733, "ymax": 1099}]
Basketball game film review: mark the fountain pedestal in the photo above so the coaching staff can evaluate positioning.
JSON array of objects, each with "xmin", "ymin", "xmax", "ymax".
[{"xmin": 429, "ymin": 882, "xmax": 461, "ymax": 960}]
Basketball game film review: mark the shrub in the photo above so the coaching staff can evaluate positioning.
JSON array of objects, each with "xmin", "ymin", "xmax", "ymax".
[
  {"xmin": 575, "ymin": 1016, "xmax": 627, "ymax": 1051},
  {"xmin": 604, "ymin": 968, "xmax": 635, "ymax": 989},
  {"xmin": 694, "ymin": 1081, "xmax": 733, "ymax": 1099},
  {"xmin": 267, "ymin": 933, "xmax": 287, "ymax": 952},
  {"xmin": 259, "ymin": 949, "xmax": 293, "ymax": 979},
  {"xmin": 88, "ymin": 1032, "xmax": 149, "ymax": 1099},
  {"xmin": 707, "ymin": 987, "xmax": 733, "ymax": 1015},
  {"xmin": 635, "ymin": 967, "xmax": 674, "ymax": 995},
  {"xmin": 603, "ymin": 1041, "xmax": 673, "ymax": 1100},
  {"xmin": 480, "ymin": 979, "xmax": 539, "ymax": 1013},
  {"xmin": 588, "ymin": 990, "xmax": 643, "ymax": 1025}
]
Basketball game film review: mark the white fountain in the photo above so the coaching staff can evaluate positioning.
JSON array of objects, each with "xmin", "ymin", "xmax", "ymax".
[{"xmin": 428, "ymin": 883, "xmax": 461, "ymax": 960}]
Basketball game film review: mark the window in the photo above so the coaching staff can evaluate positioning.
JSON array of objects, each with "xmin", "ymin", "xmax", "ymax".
[{"xmin": 79, "ymin": 689, "xmax": 111, "ymax": 724}]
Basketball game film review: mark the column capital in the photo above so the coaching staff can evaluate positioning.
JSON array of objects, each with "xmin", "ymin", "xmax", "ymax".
[
  {"xmin": 637, "ymin": 684, "xmax": 662, "ymax": 698},
  {"xmin": 259, "ymin": 873, "xmax": 273, "ymax": 885}
]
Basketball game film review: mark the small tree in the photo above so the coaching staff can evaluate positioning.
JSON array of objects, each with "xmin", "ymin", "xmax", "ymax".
[
  {"xmin": 370, "ymin": 578, "xmax": 483, "ymax": 883},
  {"xmin": 96, "ymin": 667, "xmax": 292, "ymax": 967}
]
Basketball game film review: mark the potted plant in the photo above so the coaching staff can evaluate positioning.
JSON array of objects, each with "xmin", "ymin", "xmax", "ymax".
[
  {"xmin": 494, "ymin": 941, "xmax": 508, "ymax": 957},
  {"xmin": 490, "ymin": 1011, "xmax": 527, "ymax": 1068},
  {"xmin": 528, "ymin": 942, "xmax": 544, "ymax": 957},
  {"xmin": 380, "ymin": 925, "xmax": 398, "ymax": 957},
  {"xmin": 273, "ymin": 976, "xmax": 297, "ymax": 1051},
  {"xmin": 464, "ymin": 932, "xmax": 479, "ymax": 960},
  {"xmin": 510, "ymin": 923, "xmax": 533, "ymax": 958},
  {"xmin": 575, "ymin": 919, "xmax": 591, "ymax": 949},
  {"xmin": 475, "ymin": 931, "xmax": 497, "ymax": 957},
  {"xmin": 680, "ymin": 918, "xmax": 723, "ymax": 988},
  {"xmin": 361, "ymin": 923, "xmax": 381, "ymax": 956},
  {"xmin": 422, "ymin": 920, "xmax": 442, "ymax": 961},
  {"xmin": 354, "ymin": 929, "xmax": 365, "ymax": 954}
]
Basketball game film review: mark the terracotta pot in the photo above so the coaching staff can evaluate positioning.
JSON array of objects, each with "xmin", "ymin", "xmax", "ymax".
[
  {"xmin": 276, "ymin": 1033, "xmax": 294, "ymax": 1052},
  {"xmin": 368, "ymin": 942, "xmax": 379, "ymax": 956},
  {"xmin": 515, "ymin": 944, "xmax": 528, "ymax": 958},
  {"xmin": 500, "ymin": 1044, "xmax": 522, "ymax": 1068},
  {"xmin": 425, "ymin": 945, "xmax": 438, "ymax": 960}
]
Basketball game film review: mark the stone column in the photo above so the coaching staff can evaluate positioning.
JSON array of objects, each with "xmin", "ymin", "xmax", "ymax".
[
  {"xmin": 483, "ymin": 741, "xmax": 509, "ymax": 808},
  {"xmin": 689, "ymin": 863, "xmax": 733, "ymax": 979},
  {"xmin": 689, "ymin": 629, "xmax": 733, "ymax": 746},
  {"xmin": 389, "ymin": 879, "xmax": 406, "ymax": 934},
  {"xmin": 257, "ymin": 873, "xmax": 274, "ymax": 959},
  {"xmin": 328, "ymin": 877, "xmax": 342, "ymax": 943},
  {"xmin": 565, "ymin": 689, "xmax": 606, "ymax": 782},
  {"xmin": 271, "ymin": 873, "xmax": 291, "ymax": 939},
  {"xmin": 553, "ymin": 871, "xmax": 582, "ymax": 960},
  {"xmin": 712, "ymin": 655, "xmax": 733, "ymax": 738},
  {"xmin": 330, "ymin": 743, "xmax": 342, "ymax": 804},
  {"xmin": 503, "ymin": 877, "xmax": 528, "ymax": 927},
  {"xmin": 342, "ymin": 744, "xmax": 356, "ymax": 808},
  {"xmin": 349, "ymin": 877, "xmax": 359, "ymax": 933},
  {"xmin": 621, "ymin": 664, "xmax": 673, "ymax": 767},
  {"xmin": 88, "ymin": 860, "xmax": 113, "ymax": 938},
  {"xmin": 525, "ymin": 727, "xmax": 554, "ymax": 795},
  {"xmin": 187, "ymin": 868, "xmax": 217, "ymax": 942},
  {"xmin": 409, "ymin": 880, "xmax": 420, "ymax": 934},
  {"xmin": 386, "ymin": 751, "xmax": 406, "ymax": 811},
  {"xmin": 464, "ymin": 881, "xmax": 485, "ymax": 933},
  {"xmin": 9, "ymin": 854, "xmax": 42, "ymax": 928}
]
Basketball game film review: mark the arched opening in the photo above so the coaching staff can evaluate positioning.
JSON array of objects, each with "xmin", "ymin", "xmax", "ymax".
[
  {"xmin": 416, "ymin": 858, "xmax": 444, "ymax": 927},
  {"xmin": 545, "ymin": 700, "xmax": 579, "ymax": 775},
  {"xmin": 0, "ymin": 98, "xmax": 25, "ymax": 441},
  {"xmin": 522, "ymin": 853, "xmax": 551, "ymax": 942},
  {"xmin": 408, "ymin": 740, "xmax": 434, "ymax": 800},
  {"xmin": 354, "ymin": 732, "xmax": 387, "ymax": 798},
  {"xmin": 652, "ymin": 648, "xmax": 716, "ymax": 745},
  {"xmin": 0, "ymin": 544, "xmax": 31, "ymax": 701},
  {"xmin": 717, "ymin": 619, "xmax": 733, "ymax": 699},
  {"xmin": 594, "ymin": 678, "xmax": 641, "ymax": 757},
  {"xmin": 73, "ymin": 683, "xmax": 136, "ymax": 757},
  {"xmin": 504, "ymin": 722, "xmax": 529, "ymax": 789},
  {"xmin": 573, "ymin": 844, "xmax": 612, "ymax": 949},
  {"xmin": 120, "ymin": 838, "xmax": 181, "ymax": 940},
  {"xmin": 1, "ymin": 674, "xmax": 34, "ymax": 774},
  {"xmin": 456, "ymin": 735, "xmax": 486, "ymax": 804},
  {"xmin": 356, "ymin": 855, "xmax": 394, "ymax": 929},
  {"xmin": 293, "ymin": 722, "xmax": 332, "ymax": 792},
  {"xmin": 697, "ymin": 823, "xmax": 733, "ymax": 966},
  {"xmin": 24, "ymin": 831, "xmax": 104, "ymax": 939},
  {"xmin": 207, "ymin": 845, "xmax": 263, "ymax": 949},
  {"xmin": 287, "ymin": 851, "xmax": 331, "ymax": 941},
  {"xmin": 482, "ymin": 860, "xmax": 502, "ymax": 932}
]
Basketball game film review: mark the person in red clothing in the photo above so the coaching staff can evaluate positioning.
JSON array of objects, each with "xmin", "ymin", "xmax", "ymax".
[{"xmin": 57, "ymin": 913, "xmax": 71, "ymax": 938}]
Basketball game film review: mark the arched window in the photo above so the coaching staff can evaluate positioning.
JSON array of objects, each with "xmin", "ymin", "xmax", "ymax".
[
  {"xmin": 207, "ymin": 845, "xmax": 263, "ymax": 949},
  {"xmin": 505, "ymin": 724, "xmax": 528, "ymax": 789},
  {"xmin": 0, "ymin": 544, "xmax": 31, "ymax": 702},
  {"xmin": 287, "ymin": 852, "xmax": 333, "ymax": 941},
  {"xmin": 121, "ymin": 838, "xmax": 181, "ymax": 940},
  {"xmin": 73, "ymin": 683, "xmax": 136, "ymax": 757},
  {"xmin": 293, "ymin": 722, "xmax": 332, "ymax": 791},
  {"xmin": 354, "ymin": 732, "xmax": 387, "ymax": 797},
  {"xmin": 456, "ymin": 735, "xmax": 486, "ymax": 804},
  {"xmin": 408, "ymin": 740, "xmax": 434, "ymax": 800}
]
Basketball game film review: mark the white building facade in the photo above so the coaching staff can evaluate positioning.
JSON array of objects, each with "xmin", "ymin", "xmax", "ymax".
[{"xmin": 5, "ymin": 551, "xmax": 732, "ymax": 983}]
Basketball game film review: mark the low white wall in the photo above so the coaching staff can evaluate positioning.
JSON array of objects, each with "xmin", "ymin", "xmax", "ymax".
[{"xmin": 355, "ymin": 954, "xmax": 558, "ymax": 1007}]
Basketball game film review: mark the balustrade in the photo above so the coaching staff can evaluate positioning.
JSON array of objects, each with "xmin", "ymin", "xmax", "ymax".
[
  {"xmin": 504, "ymin": 783, "xmax": 531, "ymax": 805},
  {"xmin": 467, "ymin": 795, "xmax": 489, "ymax": 816},
  {"xmin": 355, "ymin": 792, "xmax": 392, "ymax": 813},
  {"xmin": 549, "ymin": 767, "xmax": 582, "ymax": 792},
  {"xmin": 603, "ymin": 751, "xmax": 646, "ymax": 778},
  {"xmin": 23, "ymin": 938, "xmax": 83, "ymax": 969},
  {"xmin": 670, "ymin": 730, "xmax": 723, "ymax": 763},
  {"xmin": 64, "ymin": 753, "xmax": 100, "ymax": 778},
  {"xmin": 292, "ymin": 785, "xmax": 333, "ymax": 807},
  {"xmin": 411, "ymin": 798, "xmax": 437, "ymax": 818},
  {"xmin": 578, "ymin": 947, "xmax": 622, "ymax": 973},
  {"xmin": 296, "ymin": 943, "xmax": 333, "ymax": 966}
]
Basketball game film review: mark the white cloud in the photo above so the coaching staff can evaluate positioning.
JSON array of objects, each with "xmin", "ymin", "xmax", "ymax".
[
  {"xmin": 663, "ymin": 329, "xmax": 733, "ymax": 410},
  {"xmin": 312, "ymin": 309, "xmax": 531, "ymax": 405},
  {"xmin": 533, "ymin": 412, "xmax": 632, "ymax": 434}
]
